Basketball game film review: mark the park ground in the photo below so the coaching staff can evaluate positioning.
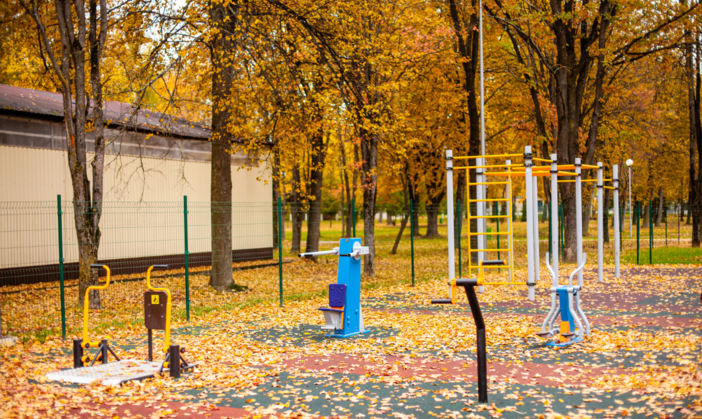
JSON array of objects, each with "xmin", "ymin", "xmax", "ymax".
[{"xmin": 0, "ymin": 220, "xmax": 701, "ymax": 418}]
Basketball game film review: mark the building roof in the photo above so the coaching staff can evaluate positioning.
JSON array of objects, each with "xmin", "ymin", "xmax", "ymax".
[{"xmin": 0, "ymin": 84, "xmax": 210, "ymax": 140}]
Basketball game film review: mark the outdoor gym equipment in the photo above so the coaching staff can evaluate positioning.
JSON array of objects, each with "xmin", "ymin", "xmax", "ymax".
[
  {"xmin": 299, "ymin": 238, "xmax": 370, "ymax": 338},
  {"xmin": 536, "ymin": 253, "xmax": 590, "ymax": 346},
  {"xmin": 47, "ymin": 264, "xmax": 194, "ymax": 385},
  {"xmin": 72, "ymin": 264, "xmax": 121, "ymax": 368}
]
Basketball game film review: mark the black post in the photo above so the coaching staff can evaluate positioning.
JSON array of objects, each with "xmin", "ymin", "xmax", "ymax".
[
  {"xmin": 73, "ymin": 339, "xmax": 83, "ymax": 368},
  {"xmin": 169, "ymin": 345, "xmax": 181, "ymax": 378},
  {"xmin": 636, "ymin": 201, "xmax": 641, "ymax": 265},
  {"xmin": 101, "ymin": 339, "xmax": 108, "ymax": 364},
  {"xmin": 148, "ymin": 329, "xmax": 153, "ymax": 362},
  {"xmin": 461, "ymin": 282, "xmax": 487, "ymax": 403}
]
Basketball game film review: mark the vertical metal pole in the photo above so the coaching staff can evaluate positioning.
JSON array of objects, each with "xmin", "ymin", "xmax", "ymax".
[
  {"xmin": 649, "ymin": 199, "xmax": 653, "ymax": 264},
  {"xmin": 148, "ymin": 329, "xmax": 153, "ymax": 362},
  {"xmin": 629, "ymin": 166, "xmax": 638, "ymax": 238},
  {"xmin": 446, "ymin": 150, "xmax": 455, "ymax": 300},
  {"xmin": 613, "ymin": 165, "xmax": 620, "ymax": 279},
  {"xmin": 352, "ymin": 197, "xmax": 356, "ymax": 237},
  {"xmin": 73, "ymin": 339, "xmax": 83, "ymax": 368},
  {"xmin": 532, "ymin": 174, "xmax": 540, "ymax": 285},
  {"xmin": 410, "ymin": 199, "xmax": 416, "ymax": 287},
  {"xmin": 277, "ymin": 197, "xmax": 284, "ymax": 307},
  {"xmin": 464, "ymin": 283, "xmax": 487, "ymax": 403},
  {"xmin": 559, "ymin": 203, "xmax": 565, "ymax": 261},
  {"xmin": 169, "ymin": 345, "xmax": 180, "ymax": 378},
  {"xmin": 597, "ymin": 163, "xmax": 603, "ymax": 282},
  {"xmin": 524, "ymin": 146, "xmax": 535, "ymax": 301},
  {"xmin": 183, "ymin": 196, "xmax": 190, "ymax": 322},
  {"xmin": 636, "ymin": 201, "xmax": 641, "ymax": 265},
  {"xmin": 457, "ymin": 200, "xmax": 462, "ymax": 278},
  {"xmin": 496, "ymin": 202, "xmax": 500, "ymax": 272},
  {"xmin": 665, "ymin": 204, "xmax": 668, "ymax": 247},
  {"xmin": 506, "ymin": 160, "xmax": 514, "ymax": 284},
  {"xmin": 478, "ymin": 0, "xmax": 487, "ymax": 294},
  {"xmin": 550, "ymin": 155, "xmax": 559, "ymax": 282},
  {"xmin": 58, "ymin": 194, "xmax": 66, "ymax": 339},
  {"xmin": 575, "ymin": 159, "xmax": 584, "ymax": 285},
  {"xmin": 476, "ymin": 162, "xmax": 485, "ymax": 294}
]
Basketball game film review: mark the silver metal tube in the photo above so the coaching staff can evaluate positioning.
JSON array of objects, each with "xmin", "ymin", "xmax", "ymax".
[
  {"xmin": 525, "ymin": 146, "xmax": 535, "ymax": 301},
  {"xmin": 613, "ymin": 165, "xmax": 620, "ymax": 278},
  {"xmin": 532, "ymin": 175, "xmax": 540, "ymax": 286},
  {"xmin": 541, "ymin": 252, "xmax": 559, "ymax": 334},
  {"xmin": 551, "ymin": 154, "xmax": 559, "ymax": 284},
  {"xmin": 298, "ymin": 248, "xmax": 339, "ymax": 258},
  {"xmin": 597, "ymin": 163, "xmax": 604, "ymax": 282},
  {"xmin": 575, "ymin": 159, "xmax": 584, "ymax": 286},
  {"xmin": 567, "ymin": 289, "xmax": 584, "ymax": 339},
  {"xmin": 447, "ymin": 150, "xmax": 455, "ymax": 294}
]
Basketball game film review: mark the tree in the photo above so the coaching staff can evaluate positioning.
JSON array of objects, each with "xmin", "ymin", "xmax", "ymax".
[{"xmin": 21, "ymin": 0, "xmax": 109, "ymax": 308}]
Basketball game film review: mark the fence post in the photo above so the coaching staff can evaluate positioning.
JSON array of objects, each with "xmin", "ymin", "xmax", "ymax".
[
  {"xmin": 636, "ymin": 201, "xmax": 641, "ymax": 265},
  {"xmin": 496, "ymin": 202, "xmax": 500, "ymax": 273},
  {"xmin": 352, "ymin": 197, "xmax": 356, "ymax": 238},
  {"xmin": 183, "ymin": 196, "xmax": 190, "ymax": 322},
  {"xmin": 278, "ymin": 196, "xmax": 284, "ymax": 307},
  {"xmin": 410, "ymin": 199, "xmax": 415, "ymax": 287},
  {"xmin": 58, "ymin": 194, "xmax": 66, "ymax": 339},
  {"xmin": 457, "ymin": 200, "xmax": 462, "ymax": 278},
  {"xmin": 665, "ymin": 205, "xmax": 668, "ymax": 247},
  {"xmin": 649, "ymin": 199, "xmax": 653, "ymax": 264}
]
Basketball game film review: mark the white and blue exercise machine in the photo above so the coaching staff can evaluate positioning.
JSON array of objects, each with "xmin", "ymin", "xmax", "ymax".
[{"xmin": 299, "ymin": 238, "xmax": 370, "ymax": 338}]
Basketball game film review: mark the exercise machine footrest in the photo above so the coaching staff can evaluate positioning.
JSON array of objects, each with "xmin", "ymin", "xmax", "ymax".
[
  {"xmin": 431, "ymin": 299, "xmax": 453, "ymax": 304},
  {"xmin": 482, "ymin": 260, "xmax": 505, "ymax": 266}
]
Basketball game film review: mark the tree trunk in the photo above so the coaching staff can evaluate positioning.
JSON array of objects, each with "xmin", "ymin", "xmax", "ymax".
[
  {"xmin": 582, "ymin": 186, "xmax": 594, "ymax": 236},
  {"xmin": 305, "ymin": 131, "xmax": 327, "ymax": 254},
  {"xmin": 642, "ymin": 200, "xmax": 650, "ymax": 229},
  {"xmin": 360, "ymin": 127, "xmax": 378, "ymax": 276},
  {"xmin": 290, "ymin": 164, "xmax": 304, "ymax": 253},
  {"xmin": 687, "ymin": 19, "xmax": 700, "ymax": 246}
]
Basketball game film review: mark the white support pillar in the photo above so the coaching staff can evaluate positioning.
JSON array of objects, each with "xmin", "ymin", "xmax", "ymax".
[
  {"xmin": 477, "ymin": 158, "xmax": 485, "ymax": 293},
  {"xmin": 524, "ymin": 146, "xmax": 535, "ymax": 301},
  {"xmin": 532, "ymin": 172, "xmax": 540, "ymax": 285},
  {"xmin": 550, "ymin": 154, "xmax": 559, "ymax": 284},
  {"xmin": 613, "ymin": 164, "xmax": 620, "ymax": 279},
  {"xmin": 446, "ymin": 150, "xmax": 455, "ymax": 294},
  {"xmin": 597, "ymin": 162, "xmax": 604, "ymax": 282},
  {"xmin": 575, "ymin": 158, "xmax": 584, "ymax": 287}
]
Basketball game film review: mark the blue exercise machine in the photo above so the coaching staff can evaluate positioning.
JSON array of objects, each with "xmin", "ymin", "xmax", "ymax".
[
  {"xmin": 299, "ymin": 238, "xmax": 370, "ymax": 338},
  {"xmin": 536, "ymin": 252, "xmax": 590, "ymax": 347}
]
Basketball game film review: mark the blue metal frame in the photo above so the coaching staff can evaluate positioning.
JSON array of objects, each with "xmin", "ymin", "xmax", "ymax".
[{"xmin": 329, "ymin": 238, "xmax": 370, "ymax": 338}]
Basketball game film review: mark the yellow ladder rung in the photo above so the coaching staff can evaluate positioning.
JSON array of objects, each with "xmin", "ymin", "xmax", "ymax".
[
  {"xmin": 467, "ymin": 231, "xmax": 511, "ymax": 236},
  {"xmin": 468, "ymin": 248, "xmax": 510, "ymax": 252},
  {"xmin": 467, "ymin": 215, "xmax": 509, "ymax": 219},
  {"xmin": 467, "ymin": 181, "xmax": 509, "ymax": 186},
  {"xmin": 466, "ymin": 198, "xmax": 509, "ymax": 203},
  {"xmin": 454, "ymin": 153, "xmax": 523, "ymax": 160},
  {"xmin": 478, "ymin": 265, "xmax": 513, "ymax": 269},
  {"xmin": 455, "ymin": 164, "xmax": 521, "ymax": 170}
]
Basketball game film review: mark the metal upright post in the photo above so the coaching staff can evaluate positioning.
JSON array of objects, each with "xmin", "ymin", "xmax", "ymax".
[
  {"xmin": 496, "ymin": 202, "xmax": 500, "ymax": 272},
  {"xmin": 532, "ymin": 174, "xmax": 540, "ymax": 285},
  {"xmin": 550, "ymin": 155, "xmax": 559, "ymax": 278},
  {"xmin": 524, "ymin": 146, "xmax": 535, "ymax": 301},
  {"xmin": 597, "ymin": 163, "xmax": 604, "ymax": 282},
  {"xmin": 410, "ymin": 199, "xmax": 416, "ymax": 287},
  {"xmin": 575, "ymin": 159, "xmax": 584, "ymax": 285},
  {"xmin": 613, "ymin": 165, "xmax": 620, "ymax": 279},
  {"xmin": 278, "ymin": 196, "xmax": 284, "ymax": 307},
  {"xmin": 457, "ymin": 200, "xmax": 462, "ymax": 278},
  {"xmin": 636, "ymin": 201, "xmax": 641, "ymax": 265},
  {"xmin": 446, "ymin": 150, "xmax": 456, "ymax": 300},
  {"xmin": 183, "ymin": 196, "xmax": 190, "ymax": 321},
  {"xmin": 649, "ymin": 199, "xmax": 653, "ymax": 264},
  {"xmin": 58, "ymin": 195, "xmax": 66, "ymax": 339}
]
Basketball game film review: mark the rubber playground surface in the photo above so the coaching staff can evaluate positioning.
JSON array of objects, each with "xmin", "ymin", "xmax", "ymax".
[{"xmin": 1, "ymin": 264, "xmax": 701, "ymax": 418}]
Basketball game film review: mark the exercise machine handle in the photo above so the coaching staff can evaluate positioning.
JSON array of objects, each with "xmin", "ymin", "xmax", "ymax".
[
  {"xmin": 568, "ymin": 254, "xmax": 587, "ymax": 286},
  {"xmin": 298, "ymin": 248, "xmax": 339, "ymax": 258},
  {"xmin": 151, "ymin": 264, "xmax": 169, "ymax": 269},
  {"xmin": 90, "ymin": 264, "xmax": 104, "ymax": 269}
]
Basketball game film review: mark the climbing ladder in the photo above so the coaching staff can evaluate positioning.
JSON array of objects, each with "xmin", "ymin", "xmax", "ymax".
[{"xmin": 458, "ymin": 153, "xmax": 518, "ymax": 286}]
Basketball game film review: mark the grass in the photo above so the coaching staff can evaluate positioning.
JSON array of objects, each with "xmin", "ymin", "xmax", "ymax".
[{"xmin": 621, "ymin": 245, "xmax": 702, "ymax": 265}]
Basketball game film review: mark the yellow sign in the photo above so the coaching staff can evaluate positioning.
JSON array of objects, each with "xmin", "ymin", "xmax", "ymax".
[{"xmin": 151, "ymin": 295, "xmax": 159, "ymax": 305}]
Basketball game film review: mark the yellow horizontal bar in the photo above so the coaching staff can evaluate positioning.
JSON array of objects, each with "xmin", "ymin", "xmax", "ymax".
[
  {"xmin": 467, "ymin": 181, "xmax": 509, "ymax": 186},
  {"xmin": 482, "ymin": 282, "xmax": 524, "ymax": 286},
  {"xmin": 468, "ymin": 215, "xmax": 510, "ymax": 219},
  {"xmin": 532, "ymin": 158, "xmax": 552, "ymax": 163},
  {"xmin": 455, "ymin": 164, "xmax": 521, "ymax": 170},
  {"xmin": 604, "ymin": 186, "xmax": 615, "ymax": 190},
  {"xmin": 468, "ymin": 248, "xmax": 510, "ymax": 252},
  {"xmin": 581, "ymin": 164, "xmax": 599, "ymax": 169},
  {"xmin": 466, "ymin": 198, "xmax": 509, "ymax": 202},
  {"xmin": 467, "ymin": 231, "xmax": 511, "ymax": 236},
  {"xmin": 478, "ymin": 265, "xmax": 513, "ymax": 269},
  {"xmin": 454, "ymin": 153, "xmax": 523, "ymax": 160},
  {"xmin": 555, "ymin": 171, "xmax": 579, "ymax": 176}
]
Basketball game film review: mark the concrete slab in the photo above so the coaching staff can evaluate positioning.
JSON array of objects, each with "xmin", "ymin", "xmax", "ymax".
[{"xmin": 46, "ymin": 359, "xmax": 163, "ymax": 386}]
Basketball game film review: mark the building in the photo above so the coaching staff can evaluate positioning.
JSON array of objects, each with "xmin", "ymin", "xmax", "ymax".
[{"xmin": 0, "ymin": 84, "xmax": 273, "ymax": 285}]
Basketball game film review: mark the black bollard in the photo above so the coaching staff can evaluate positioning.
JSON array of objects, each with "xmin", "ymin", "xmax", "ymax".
[
  {"xmin": 73, "ymin": 339, "xmax": 83, "ymax": 368},
  {"xmin": 169, "ymin": 345, "xmax": 180, "ymax": 378}
]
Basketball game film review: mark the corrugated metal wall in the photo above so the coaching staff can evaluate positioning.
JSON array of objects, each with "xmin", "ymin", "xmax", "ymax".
[{"xmin": 0, "ymin": 145, "xmax": 272, "ymax": 269}]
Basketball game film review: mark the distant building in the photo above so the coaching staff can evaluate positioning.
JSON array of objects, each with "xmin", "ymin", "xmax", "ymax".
[{"xmin": 0, "ymin": 84, "xmax": 272, "ymax": 285}]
